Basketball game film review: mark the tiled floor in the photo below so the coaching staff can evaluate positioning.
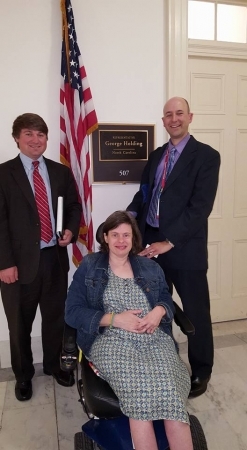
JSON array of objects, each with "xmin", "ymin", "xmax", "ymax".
[{"xmin": 0, "ymin": 319, "xmax": 247, "ymax": 450}]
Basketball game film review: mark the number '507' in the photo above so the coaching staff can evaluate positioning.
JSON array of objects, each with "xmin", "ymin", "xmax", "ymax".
[{"xmin": 119, "ymin": 170, "xmax": 129, "ymax": 176}]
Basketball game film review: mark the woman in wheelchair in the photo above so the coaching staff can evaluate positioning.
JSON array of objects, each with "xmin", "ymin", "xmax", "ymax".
[{"xmin": 65, "ymin": 211, "xmax": 193, "ymax": 450}]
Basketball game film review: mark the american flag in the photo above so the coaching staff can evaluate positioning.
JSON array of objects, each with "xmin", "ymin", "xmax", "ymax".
[{"xmin": 60, "ymin": 0, "xmax": 98, "ymax": 266}]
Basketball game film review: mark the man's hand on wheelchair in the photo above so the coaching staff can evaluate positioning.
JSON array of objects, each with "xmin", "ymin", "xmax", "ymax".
[{"xmin": 139, "ymin": 241, "xmax": 172, "ymax": 258}]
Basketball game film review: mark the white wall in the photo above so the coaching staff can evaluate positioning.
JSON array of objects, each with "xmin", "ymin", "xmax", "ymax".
[{"xmin": 0, "ymin": 0, "xmax": 166, "ymax": 356}]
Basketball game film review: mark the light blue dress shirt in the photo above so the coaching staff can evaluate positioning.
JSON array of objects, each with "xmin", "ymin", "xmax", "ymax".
[{"xmin": 19, "ymin": 153, "xmax": 57, "ymax": 248}]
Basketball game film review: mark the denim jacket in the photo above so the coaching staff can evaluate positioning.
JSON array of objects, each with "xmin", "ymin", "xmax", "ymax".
[{"xmin": 65, "ymin": 252, "xmax": 175, "ymax": 356}]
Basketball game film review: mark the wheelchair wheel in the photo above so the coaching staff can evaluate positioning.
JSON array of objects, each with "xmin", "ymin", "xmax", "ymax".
[
  {"xmin": 189, "ymin": 415, "xmax": 208, "ymax": 450},
  {"xmin": 74, "ymin": 431, "xmax": 104, "ymax": 450}
]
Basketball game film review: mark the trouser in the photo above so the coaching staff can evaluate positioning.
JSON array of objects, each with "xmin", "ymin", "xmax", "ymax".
[
  {"xmin": 1, "ymin": 246, "xmax": 68, "ymax": 382},
  {"xmin": 143, "ymin": 225, "xmax": 214, "ymax": 379}
]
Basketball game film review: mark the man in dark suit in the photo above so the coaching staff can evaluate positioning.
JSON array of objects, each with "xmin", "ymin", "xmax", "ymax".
[
  {"xmin": 127, "ymin": 97, "xmax": 220, "ymax": 398},
  {"xmin": 0, "ymin": 113, "xmax": 81, "ymax": 401}
]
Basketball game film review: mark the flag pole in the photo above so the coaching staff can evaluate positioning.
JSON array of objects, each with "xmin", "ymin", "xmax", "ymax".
[
  {"xmin": 60, "ymin": 0, "xmax": 71, "ymax": 83},
  {"xmin": 59, "ymin": 0, "xmax": 98, "ymax": 265}
]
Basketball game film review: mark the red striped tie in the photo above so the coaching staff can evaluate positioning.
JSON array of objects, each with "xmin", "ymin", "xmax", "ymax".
[{"xmin": 32, "ymin": 161, "xmax": 53, "ymax": 243}]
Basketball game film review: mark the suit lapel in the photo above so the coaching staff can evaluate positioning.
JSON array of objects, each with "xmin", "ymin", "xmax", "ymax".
[
  {"xmin": 10, "ymin": 156, "xmax": 60, "ymax": 222},
  {"xmin": 10, "ymin": 156, "xmax": 37, "ymax": 211},
  {"xmin": 163, "ymin": 136, "xmax": 197, "ymax": 192}
]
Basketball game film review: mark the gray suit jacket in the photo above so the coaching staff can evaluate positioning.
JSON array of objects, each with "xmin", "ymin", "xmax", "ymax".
[{"xmin": 0, "ymin": 155, "xmax": 81, "ymax": 283}]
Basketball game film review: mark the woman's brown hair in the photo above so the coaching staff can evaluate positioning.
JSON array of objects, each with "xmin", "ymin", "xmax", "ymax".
[{"xmin": 98, "ymin": 210, "xmax": 143, "ymax": 255}]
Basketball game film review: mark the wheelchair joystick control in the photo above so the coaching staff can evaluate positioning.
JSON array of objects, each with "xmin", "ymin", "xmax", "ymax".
[
  {"xmin": 60, "ymin": 325, "xmax": 78, "ymax": 372},
  {"xmin": 60, "ymin": 350, "xmax": 78, "ymax": 372}
]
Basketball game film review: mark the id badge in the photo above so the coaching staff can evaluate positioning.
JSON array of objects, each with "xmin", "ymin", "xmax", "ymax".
[{"xmin": 156, "ymin": 198, "xmax": 160, "ymax": 218}]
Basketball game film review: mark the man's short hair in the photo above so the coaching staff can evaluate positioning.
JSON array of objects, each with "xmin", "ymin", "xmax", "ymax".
[{"xmin": 12, "ymin": 113, "xmax": 48, "ymax": 139}]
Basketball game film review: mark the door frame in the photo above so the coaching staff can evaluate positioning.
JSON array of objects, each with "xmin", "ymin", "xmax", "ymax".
[{"xmin": 166, "ymin": 0, "xmax": 247, "ymax": 103}]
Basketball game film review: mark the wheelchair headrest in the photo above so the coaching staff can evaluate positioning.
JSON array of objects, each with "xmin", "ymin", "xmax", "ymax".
[{"xmin": 96, "ymin": 222, "xmax": 105, "ymax": 244}]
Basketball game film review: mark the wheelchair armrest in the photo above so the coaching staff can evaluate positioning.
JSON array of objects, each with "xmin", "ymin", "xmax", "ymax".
[
  {"xmin": 173, "ymin": 301, "xmax": 195, "ymax": 336},
  {"xmin": 60, "ymin": 323, "xmax": 78, "ymax": 372}
]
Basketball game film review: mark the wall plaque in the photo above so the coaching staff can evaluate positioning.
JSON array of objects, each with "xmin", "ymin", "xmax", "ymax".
[{"xmin": 91, "ymin": 123, "xmax": 155, "ymax": 183}]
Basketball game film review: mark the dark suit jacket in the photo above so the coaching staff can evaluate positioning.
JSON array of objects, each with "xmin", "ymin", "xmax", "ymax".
[
  {"xmin": 127, "ymin": 136, "xmax": 221, "ymax": 270},
  {"xmin": 0, "ymin": 155, "xmax": 81, "ymax": 283}
]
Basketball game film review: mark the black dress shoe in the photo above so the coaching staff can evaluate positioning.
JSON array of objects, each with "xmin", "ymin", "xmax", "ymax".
[
  {"xmin": 43, "ymin": 368, "xmax": 75, "ymax": 387},
  {"xmin": 15, "ymin": 380, "xmax": 32, "ymax": 401},
  {"xmin": 189, "ymin": 376, "xmax": 211, "ymax": 398}
]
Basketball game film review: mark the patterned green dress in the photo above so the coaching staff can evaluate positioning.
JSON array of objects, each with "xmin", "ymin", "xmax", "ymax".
[{"xmin": 89, "ymin": 268, "xmax": 190, "ymax": 423}]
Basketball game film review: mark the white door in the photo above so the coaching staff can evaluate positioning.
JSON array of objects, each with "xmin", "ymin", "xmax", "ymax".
[{"xmin": 188, "ymin": 56, "xmax": 247, "ymax": 322}]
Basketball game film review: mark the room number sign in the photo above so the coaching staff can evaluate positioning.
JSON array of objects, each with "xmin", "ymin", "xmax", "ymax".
[{"xmin": 91, "ymin": 124, "xmax": 155, "ymax": 183}]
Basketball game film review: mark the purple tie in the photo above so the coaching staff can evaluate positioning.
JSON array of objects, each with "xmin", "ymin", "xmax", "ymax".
[{"xmin": 149, "ymin": 147, "xmax": 176, "ymax": 221}]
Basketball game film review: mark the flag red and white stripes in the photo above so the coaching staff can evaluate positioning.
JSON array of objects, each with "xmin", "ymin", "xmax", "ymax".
[{"xmin": 60, "ymin": 0, "xmax": 98, "ymax": 266}]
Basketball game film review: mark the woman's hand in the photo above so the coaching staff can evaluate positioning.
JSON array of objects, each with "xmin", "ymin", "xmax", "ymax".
[
  {"xmin": 137, "ymin": 306, "xmax": 166, "ymax": 334},
  {"xmin": 114, "ymin": 310, "xmax": 143, "ymax": 333}
]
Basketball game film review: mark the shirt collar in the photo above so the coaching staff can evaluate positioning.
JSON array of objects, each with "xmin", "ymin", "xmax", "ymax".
[
  {"xmin": 168, "ymin": 133, "xmax": 190, "ymax": 155},
  {"xmin": 19, "ymin": 153, "xmax": 45, "ymax": 170}
]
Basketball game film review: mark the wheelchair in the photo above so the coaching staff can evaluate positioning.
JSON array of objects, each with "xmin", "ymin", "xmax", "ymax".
[
  {"xmin": 61, "ymin": 303, "xmax": 208, "ymax": 450},
  {"xmin": 62, "ymin": 220, "xmax": 208, "ymax": 449}
]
